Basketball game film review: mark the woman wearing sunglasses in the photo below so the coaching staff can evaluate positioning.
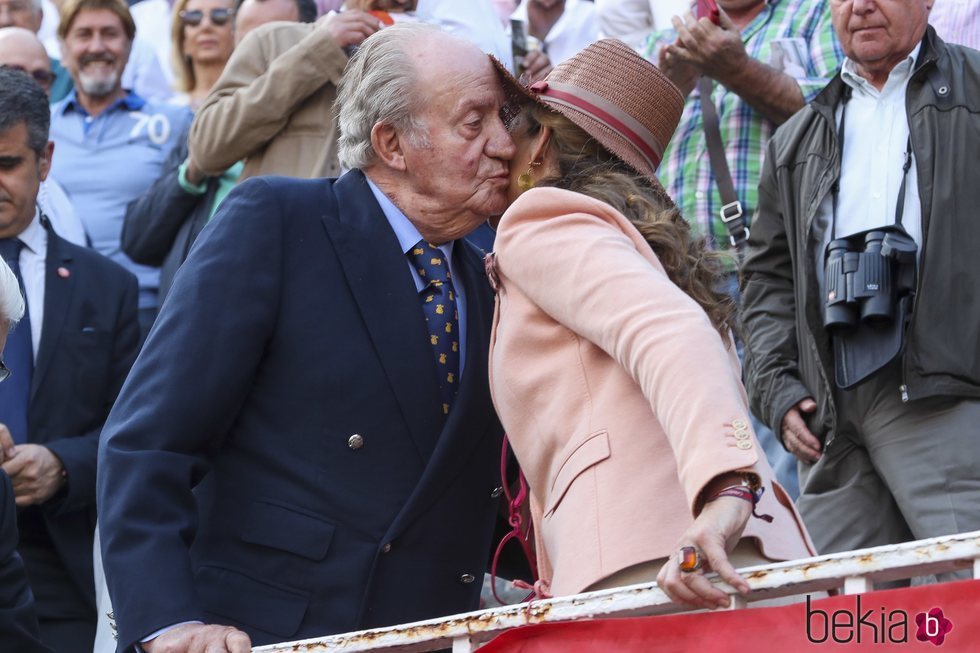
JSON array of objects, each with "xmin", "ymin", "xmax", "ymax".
[{"xmin": 171, "ymin": 0, "xmax": 237, "ymax": 108}]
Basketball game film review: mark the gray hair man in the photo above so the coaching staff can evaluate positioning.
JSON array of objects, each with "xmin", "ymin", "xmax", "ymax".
[
  {"xmin": 742, "ymin": 0, "xmax": 980, "ymax": 563},
  {"xmin": 98, "ymin": 21, "xmax": 513, "ymax": 653}
]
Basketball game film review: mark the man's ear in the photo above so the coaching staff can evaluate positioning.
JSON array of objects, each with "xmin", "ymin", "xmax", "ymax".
[
  {"xmin": 370, "ymin": 122, "xmax": 408, "ymax": 171},
  {"xmin": 37, "ymin": 141, "xmax": 54, "ymax": 182}
]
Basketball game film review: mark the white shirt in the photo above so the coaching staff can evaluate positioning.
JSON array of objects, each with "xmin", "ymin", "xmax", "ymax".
[
  {"xmin": 365, "ymin": 177, "xmax": 468, "ymax": 376},
  {"xmin": 815, "ymin": 44, "xmax": 923, "ymax": 286},
  {"xmin": 131, "ymin": 0, "xmax": 176, "ymax": 87},
  {"xmin": 38, "ymin": 179, "xmax": 88, "ymax": 247},
  {"xmin": 511, "ymin": 0, "xmax": 599, "ymax": 66},
  {"xmin": 595, "ymin": 0, "xmax": 688, "ymax": 52},
  {"xmin": 15, "ymin": 211, "xmax": 48, "ymax": 358},
  {"xmin": 415, "ymin": 0, "xmax": 514, "ymax": 72}
]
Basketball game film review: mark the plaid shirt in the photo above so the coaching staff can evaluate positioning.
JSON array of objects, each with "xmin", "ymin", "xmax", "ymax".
[{"xmin": 645, "ymin": 0, "xmax": 843, "ymax": 260}]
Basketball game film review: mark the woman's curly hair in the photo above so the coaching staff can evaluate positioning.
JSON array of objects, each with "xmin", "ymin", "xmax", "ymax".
[{"xmin": 517, "ymin": 104, "xmax": 737, "ymax": 338}]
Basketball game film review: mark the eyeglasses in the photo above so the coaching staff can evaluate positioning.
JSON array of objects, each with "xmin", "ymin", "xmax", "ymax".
[
  {"xmin": 179, "ymin": 8, "xmax": 235, "ymax": 26},
  {"xmin": 0, "ymin": 64, "xmax": 54, "ymax": 90},
  {"xmin": 0, "ymin": 359, "xmax": 10, "ymax": 384}
]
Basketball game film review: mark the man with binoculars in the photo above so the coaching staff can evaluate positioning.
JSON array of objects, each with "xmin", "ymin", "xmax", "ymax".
[{"xmin": 740, "ymin": 0, "xmax": 980, "ymax": 564}]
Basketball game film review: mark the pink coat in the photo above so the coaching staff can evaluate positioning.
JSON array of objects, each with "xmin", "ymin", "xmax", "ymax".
[{"xmin": 488, "ymin": 187, "xmax": 815, "ymax": 596}]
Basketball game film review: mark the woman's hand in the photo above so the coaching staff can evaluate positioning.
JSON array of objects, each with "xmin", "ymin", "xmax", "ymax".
[{"xmin": 656, "ymin": 496, "xmax": 752, "ymax": 609}]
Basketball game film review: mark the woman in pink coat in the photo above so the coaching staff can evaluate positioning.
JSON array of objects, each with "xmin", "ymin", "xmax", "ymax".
[{"xmin": 487, "ymin": 40, "xmax": 815, "ymax": 609}]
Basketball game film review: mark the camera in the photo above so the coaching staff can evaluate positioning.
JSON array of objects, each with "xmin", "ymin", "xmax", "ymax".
[{"xmin": 823, "ymin": 228, "xmax": 917, "ymax": 332}]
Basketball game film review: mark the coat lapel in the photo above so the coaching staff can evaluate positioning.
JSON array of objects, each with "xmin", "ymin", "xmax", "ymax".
[
  {"xmin": 386, "ymin": 239, "xmax": 500, "ymax": 540},
  {"xmin": 323, "ymin": 171, "xmax": 445, "ymax": 461},
  {"xmin": 32, "ymin": 226, "xmax": 74, "ymax": 401}
]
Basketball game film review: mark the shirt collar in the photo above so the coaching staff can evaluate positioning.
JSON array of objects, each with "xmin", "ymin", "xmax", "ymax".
[
  {"xmin": 842, "ymin": 42, "xmax": 921, "ymax": 96},
  {"xmin": 365, "ymin": 176, "xmax": 455, "ymax": 263},
  {"xmin": 60, "ymin": 89, "xmax": 147, "ymax": 116},
  {"xmin": 18, "ymin": 208, "xmax": 46, "ymax": 256}
]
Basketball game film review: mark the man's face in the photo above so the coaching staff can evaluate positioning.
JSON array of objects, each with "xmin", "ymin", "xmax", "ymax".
[
  {"xmin": 234, "ymin": 0, "xmax": 297, "ymax": 45},
  {"xmin": 0, "ymin": 0, "xmax": 40, "ymax": 31},
  {"xmin": 397, "ymin": 41, "xmax": 515, "ymax": 243},
  {"xmin": 0, "ymin": 122, "xmax": 50, "ymax": 239},
  {"xmin": 0, "ymin": 28, "xmax": 54, "ymax": 94},
  {"xmin": 60, "ymin": 8, "xmax": 131, "ymax": 99},
  {"xmin": 831, "ymin": 0, "xmax": 932, "ymax": 77}
]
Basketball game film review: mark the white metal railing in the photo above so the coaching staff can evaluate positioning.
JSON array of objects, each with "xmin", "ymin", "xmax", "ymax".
[{"xmin": 254, "ymin": 530, "xmax": 980, "ymax": 652}]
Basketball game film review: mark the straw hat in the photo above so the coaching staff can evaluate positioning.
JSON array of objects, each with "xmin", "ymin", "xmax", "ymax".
[{"xmin": 493, "ymin": 39, "xmax": 685, "ymax": 184}]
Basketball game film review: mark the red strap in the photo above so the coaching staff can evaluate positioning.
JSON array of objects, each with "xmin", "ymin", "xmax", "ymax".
[{"xmin": 490, "ymin": 434, "xmax": 539, "ymax": 604}]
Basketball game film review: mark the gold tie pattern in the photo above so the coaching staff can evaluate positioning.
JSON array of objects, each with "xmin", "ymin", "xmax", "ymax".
[{"xmin": 408, "ymin": 241, "xmax": 460, "ymax": 416}]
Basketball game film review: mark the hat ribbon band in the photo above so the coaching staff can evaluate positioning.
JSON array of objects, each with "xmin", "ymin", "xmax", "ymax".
[{"xmin": 534, "ymin": 82, "xmax": 663, "ymax": 172}]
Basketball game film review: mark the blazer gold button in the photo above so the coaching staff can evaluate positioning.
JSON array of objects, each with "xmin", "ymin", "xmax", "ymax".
[
  {"xmin": 382, "ymin": 542, "xmax": 392, "ymax": 553},
  {"xmin": 732, "ymin": 419, "xmax": 748, "ymax": 430},
  {"xmin": 737, "ymin": 440, "xmax": 753, "ymax": 450},
  {"xmin": 348, "ymin": 434, "xmax": 364, "ymax": 450},
  {"xmin": 491, "ymin": 487, "xmax": 504, "ymax": 498},
  {"xmin": 459, "ymin": 573, "xmax": 476, "ymax": 584}
]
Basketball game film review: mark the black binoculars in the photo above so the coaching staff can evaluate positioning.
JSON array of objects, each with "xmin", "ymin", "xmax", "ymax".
[{"xmin": 824, "ymin": 229, "xmax": 917, "ymax": 332}]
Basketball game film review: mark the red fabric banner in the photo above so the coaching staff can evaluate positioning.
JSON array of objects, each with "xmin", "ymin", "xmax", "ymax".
[{"xmin": 480, "ymin": 579, "xmax": 980, "ymax": 652}]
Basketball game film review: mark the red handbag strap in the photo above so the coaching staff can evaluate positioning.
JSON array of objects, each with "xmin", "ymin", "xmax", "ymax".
[{"xmin": 490, "ymin": 434, "xmax": 538, "ymax": 604}]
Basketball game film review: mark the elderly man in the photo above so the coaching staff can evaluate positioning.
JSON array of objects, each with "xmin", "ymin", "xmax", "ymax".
[
  {"xmin": 99, "ymin": 22, "xmax": 513, "ymax": 653},
  {"xmin": 48, "ymin": 0, "xmax": 189, "ymax": 336},
  {"xmin": 646, "ymin": 0, "xmax": 844, "ymax": 498},
  {"xmin": 0, "ymin": 258, "xmax": 51, "ymax": 653},
  {"xmin": 0, "ymin": 0, "xmax": 73, "ymax": 99},
  {"xmin": 0, "ymin": 67, "xmax": 139, "ymax": 652},
  {"xmin": 742, "ymin": 0, "xmax": 980, "ymax": 560}
]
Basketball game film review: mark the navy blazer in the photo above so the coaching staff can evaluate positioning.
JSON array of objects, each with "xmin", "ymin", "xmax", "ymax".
[
  {"xmin": 98, "ymin": 171, "xmax": 504, "ymax": 650},
  {"xmin": 17, "ymin": 222, "xmax": 139, "ymax": 622},
  {"xmin": 0, "ymin": 471, "xmax": 52, "ymax": 653}
]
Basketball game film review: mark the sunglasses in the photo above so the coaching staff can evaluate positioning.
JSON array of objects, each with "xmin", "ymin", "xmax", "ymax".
[
  {"xmin": 179, "ymin": 7, "xmax": 234, "ymax": 26},
  {"xmin": 0, "ymin": 359, "xmax": 10, "ymax": 383},
  {"xmin": 0, "ymin": 64, "xmax": 54, "ymax": 89}
]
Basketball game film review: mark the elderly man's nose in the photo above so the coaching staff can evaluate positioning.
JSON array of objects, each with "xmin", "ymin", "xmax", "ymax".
[{"xmin": 488, "ymin": 118, "xmax": 517, "ymax": 159}]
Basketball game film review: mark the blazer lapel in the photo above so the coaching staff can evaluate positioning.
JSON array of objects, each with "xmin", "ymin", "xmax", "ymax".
[
  {"xmin": 32, "ymin": 228, "xmax": 75, "ymax": 401},
  {"xmin": 322, "ymin": 171, "xmax": 445, "ymax": 461},
  {"xmin": 386, "ymin": 240, "xmax": 500, "ymax": 539}
]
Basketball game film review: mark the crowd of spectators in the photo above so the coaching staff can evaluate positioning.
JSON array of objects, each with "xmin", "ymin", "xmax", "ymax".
[{"xmin": 0, "ymin": 0, "xmax": 978, "ymax": 651}]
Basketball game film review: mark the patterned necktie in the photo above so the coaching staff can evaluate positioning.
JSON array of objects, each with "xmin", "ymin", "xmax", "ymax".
[
  {"xmin": 0, "ymin": 238, "xmax": 33, "ymax": 444},
  {"xmin": 408, "ymin": 240, "xmax": 460, "ymax": 418}
]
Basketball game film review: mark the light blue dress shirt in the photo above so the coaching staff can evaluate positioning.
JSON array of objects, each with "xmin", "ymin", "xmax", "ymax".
[
  {"xmin": 366, "ymin": 176, "xmax": 467, "ymax": 376},
  {"xmin": 48, "ymin": 91, "xmax": 191, "ymax": 310}
]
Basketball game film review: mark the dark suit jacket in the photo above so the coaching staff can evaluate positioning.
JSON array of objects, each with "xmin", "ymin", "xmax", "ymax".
[
  {"xmin": 121, "ymin": 121, "xmax": 217, "ymax": 304},
  {"xmin": 0, "ymin": 471, "xmax": 52, "ymax": 653},
  {"xmin": 17, "ymin": 221, "xmax": 140, "ymax": 622},
  {"xmin": 98, "ymin": 171, "xmax": 504, "ymax": 650}
]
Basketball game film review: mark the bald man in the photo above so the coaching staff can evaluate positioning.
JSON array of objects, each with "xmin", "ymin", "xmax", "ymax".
[
  {"xmin": 234, "ymin": 0, "xmax": 316, "ymax": 45},
  {"xmin": 0, "ymin": 28, "xmax": 86, "ymax": 247}
]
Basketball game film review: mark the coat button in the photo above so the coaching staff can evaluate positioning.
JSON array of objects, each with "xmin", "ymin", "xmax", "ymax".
[
  {"xmin": 737, "ymin": 440, "xmax": 753, "ymax": 450},
  {"xmin": 491, "ymin": 486, "xmax": 504, "ymax": 498},
  {"xmin": 348, "ymin": 434, "xmax": 364, "ymax": 450},
  {"xmin": 382, "ymin": 542, "xmax": 392, "ymax": 553},
  {"xmin": 459, "ymin": 573, "xmax": 476, "ymax": 584}
]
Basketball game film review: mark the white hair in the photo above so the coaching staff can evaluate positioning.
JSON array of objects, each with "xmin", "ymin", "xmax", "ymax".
[
  {"xmin": 336, "ymin": 22, "xmax": 439, "ymax": 170},
  {"xmin": 0, "ymin": 257, "xmax": 24, "ymax": 327}
]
